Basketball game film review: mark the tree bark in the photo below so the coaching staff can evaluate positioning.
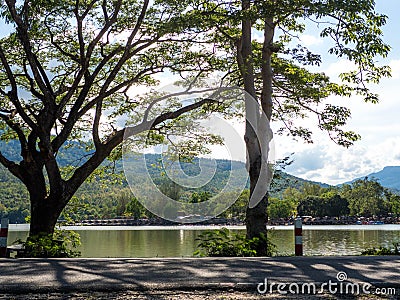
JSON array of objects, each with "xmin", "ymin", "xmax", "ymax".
[
  {"xmin": 246, "ymin": 195, "xmax": 268, "ymax": 251},
  {"xmin": 239, "ymin": 0, "xmax": 268, "ymax": 254},
  {"xmin": 239, "ymin": 1, "xmax": 275, "ymax": 256},
  {"xmin": 29, "ymin": 197, "xmax": 64, "ymax": 236},
  {"xmin": 26, "ymin": 172, "xmax": 67, "ymax": 236},
  {"xmin": 246, "ymin": 155, "xmax": 269, "ymax": 254}
]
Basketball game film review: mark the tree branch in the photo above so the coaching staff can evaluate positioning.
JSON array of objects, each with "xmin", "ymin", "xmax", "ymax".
[
  {"xmin": 0, "ymin": 151, "xmax": 24, "ymax": 182},
  {"xmin": 44, "ymin": 14, "xmax": 80, "ymax": 63},
  {"xmin": 22, "ymin": 60, "xmax": 45, "ymax": 101},
  {"xmin": 53, "ymin": 1, "xmax": 125, "ymax": 149},
  {"xmin": 0, "ymin": 44, "xmax": 39, "ymax": 132},
  {"xmin": 5, "ymin": 0, "xmax": 55, "ymax": 107},
  {"xmin": 85, "ymin": 0, "xmax": 122, "ymax": 63},
  {"xmin": 0, "ymin": 113, "xmax": 28, "ymax": 157},
  {"xmin": 92, "ymin": 100, "xmax": 103, "ymax": 148},
  {"xmin": 261, "ymin": 16, "xmax": 275, "ymax": 120},
  {"xmin": 126, "ymin": 0, "xmax": 149, "ymax": 47},
  {"xmin": 66, "ymin": 98, "xmax": 217, "ymax": 195}
]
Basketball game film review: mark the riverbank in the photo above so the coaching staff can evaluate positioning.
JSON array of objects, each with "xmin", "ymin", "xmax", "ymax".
[
  {"xmin": 0, "ymin": 257, "xmax": 399, "ymax": 299},
  {"xmin": 55, "ymin": 216, "xmax": 400, "ymax": 227},
  {"xmin": 68, "ymin": 217, "xmax": 244, "ymax": 227},
  {"xmin": 269, "ymin": 216, "xmax": 400, "ymax": 226},
  {"xmin": 9, "ymin": 223, "xmax": 400, "ymax": 231}
]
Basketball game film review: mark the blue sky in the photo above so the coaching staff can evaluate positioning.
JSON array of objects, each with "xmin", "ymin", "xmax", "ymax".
[{"xmin": 279, "ymin": 0, "xmax": 400, "ymax": 184}]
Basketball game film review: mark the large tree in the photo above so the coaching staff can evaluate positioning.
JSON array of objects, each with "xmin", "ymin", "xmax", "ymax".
[
  {"xmin": 342, "ymin": 178, "xmax": 388, "ymax": 217},
  {"xmin": 192, "ymin": 0, "xmax": 390, "ymax": 254},
  {"xmin": 0, "ymin": 0, "xmax": 222, "ymax": 236}
]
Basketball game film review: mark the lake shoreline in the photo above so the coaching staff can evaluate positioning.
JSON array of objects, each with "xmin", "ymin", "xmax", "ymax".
[
  {"xmin": 9, "ymin": 223, "xmax": 400, "ymax": 231},
  {"xmin": 8, "ymin": 216, "xmax": 400, "ymax": 230},
  {"xmin": 64, "ymin": 215, "xmax": 400, "ymax": 227}
]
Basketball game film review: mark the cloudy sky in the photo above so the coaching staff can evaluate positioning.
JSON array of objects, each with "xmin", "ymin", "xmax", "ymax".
[
  {"xmin": 275, "ymin": 0, "xmax": 400, "ymax": 185},
  {"xmin": 0, "ymin": 1, "xmax": 398, "ymax": 186},
  {"xmin": 148, "ymin": 1, "xmax": 400, "ymax": 186}
]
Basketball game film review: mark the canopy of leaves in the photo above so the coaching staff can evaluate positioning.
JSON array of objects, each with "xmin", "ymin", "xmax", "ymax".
[
  {"xmin": 0, "ymin": 0, "xmax": 231, "ymax": 198},
  {"xmin": 182, "ymin": 0, "xmax": 391, "ymax": 146}
]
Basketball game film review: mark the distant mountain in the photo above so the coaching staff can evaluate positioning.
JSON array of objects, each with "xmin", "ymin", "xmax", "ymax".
[
  {"xmin": 367, "ymin": 166, "xmax": 400, "ymax": 189},
  {"xmin": 345, "ymin": 166, "xmax": 400, "ymax": 191},
  {"xmin": 271, "ymin": 170, "xmax": 330, "ymax": 194},
  {"xmin": 0, "ymin": 139, "xmax": 329, "ymax": 192},
  {"xmin": 0, "ymin": 139, "xmax": 334, "ymax": 222}
]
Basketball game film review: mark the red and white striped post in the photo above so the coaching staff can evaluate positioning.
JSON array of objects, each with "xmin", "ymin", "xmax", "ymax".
[
  {"xmin": 294, "ymin": 217, "xmax": 303, "ymax": 256},
  {"xmin": 0, "ymin": 218, "xmax": 9, "ymax": 258}
]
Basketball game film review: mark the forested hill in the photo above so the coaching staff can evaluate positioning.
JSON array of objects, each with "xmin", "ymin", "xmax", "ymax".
[
  {"xmin": 2, "ymin": 140, "xmax": 400, "ymax": 223},
  {"xmin": 0, "ymin": 140, "xmax": 330, "ymax": 223},
  {"xmin": 0, "ymin": 139, "xmax": 329, "ymax": 189}
]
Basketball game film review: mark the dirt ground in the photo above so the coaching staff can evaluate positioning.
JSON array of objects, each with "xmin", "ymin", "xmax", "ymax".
[{"xmin": 0, "ymin": 289, "xmax": 397, "ymax": 300}]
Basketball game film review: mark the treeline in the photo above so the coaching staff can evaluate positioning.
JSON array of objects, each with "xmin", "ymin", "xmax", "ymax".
[
  {"xmin": 0, "ymin": 139, "xmax": 332, "ymax": 223},
  {"xmin": 0, "ymin": 165, "xmax": 251, "ymax": 223},
  {"xmin": 268, "ymin": 178, "xmax": 400, "ymax": 219},
  {"xmin": 61, "ymin": 187, "xmax": 251, "ymax": 222},
  {"xmin": 2, "ymin": 159, "xmax": 400, "ymax": 223},
  {"xmin": 0, "ymin": 150, "xmax": 315, "ymax": 223},
  {"xmin": 62, "ymin": 177, "xmax": 400, "ymax": 222},
  {"xmin": 0, "ymin": 181, "xmax": 30, "ymax": 223}
]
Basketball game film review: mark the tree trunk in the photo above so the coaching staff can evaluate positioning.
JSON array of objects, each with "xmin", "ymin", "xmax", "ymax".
[
  {"xmin": 245, "ymin": 148, "xmax": 268, "ymax": 255},
  {"xmin": 239, "ymin": 1, "xmax": 275, "ymax": 256},
  {"xmin": 18, "ymin": 162, "xmax": 61, "ymax": 236},
  {"xmin": 29, "ymin": 197, "xmax": 65, "ymax": 236},
  {"xmin": 27, "ymin": 173, "xmax": 68, "ymax": 236},
  {"xmin": 239, "ymin": 0, "xmax": 269, "ymax": 255},
  {"xmin": 246, "ymin": 195, "xmax": 268, "ymax": 254}
]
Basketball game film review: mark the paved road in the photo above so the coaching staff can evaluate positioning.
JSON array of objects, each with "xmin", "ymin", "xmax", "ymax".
[{"xmin": 0, "ymin": 256, "xmax": 399, "ymax": 295}]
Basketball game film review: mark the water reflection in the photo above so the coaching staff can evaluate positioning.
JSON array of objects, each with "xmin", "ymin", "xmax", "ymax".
[{"xmin": 7, "ymin": 226, "xmax": 400, "ymax": 257}]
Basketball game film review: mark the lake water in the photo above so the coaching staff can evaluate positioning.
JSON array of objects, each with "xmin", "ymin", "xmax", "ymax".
[{"xmin": 7, "ymin": 224, "xmax": 400, "ymax": 257}]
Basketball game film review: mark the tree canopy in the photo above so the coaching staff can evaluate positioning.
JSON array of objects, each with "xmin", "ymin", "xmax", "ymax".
[
  {"xmin": 189, "ymin": 0, "xmax": 391, "ymax": 145},
  {"xmin": 0, "ymin": 0, "xmax": 226, "ymax": 235},
  {"xmin": 0, "ymin": 0, "xmax": 392, "ymax": 241},
  {"xmin": 181, "ymin": 0, "xmax": 391, "ymax": 250}
]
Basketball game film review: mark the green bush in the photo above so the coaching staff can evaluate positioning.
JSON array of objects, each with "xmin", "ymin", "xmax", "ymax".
[
  {"xmin": 16, "ymin": 229, "xmax": 81, "ymax": 258},
  {"xmin": 361, "ymin": 242, "xmax": 400, "ymax": 256},
  {"xmin": 194, "ymin": 227, "xmax": 276, "ymax": 257}
]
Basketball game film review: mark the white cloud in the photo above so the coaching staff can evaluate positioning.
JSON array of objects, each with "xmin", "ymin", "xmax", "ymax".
[
  {"xmin": 277, "ymin": 132, "xmax": 400, "ymax": 186},
  {"xmin": 324, "ymin": 59, "xmax": 356, "ymax": 81},
  {"xmin": 300, "ymin": 34, "xmax": 323, "ymax": 47},
  {"xmin": 272, "ymin": 53, "xmax": 400, "ymax": 185},
  {"xmin": 389, "ymin": 59, "xmax": 400, "ymax": 79},
  {"xmin": 271, "ymin": 3, "xmax": 400, "ymax": 187}
]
